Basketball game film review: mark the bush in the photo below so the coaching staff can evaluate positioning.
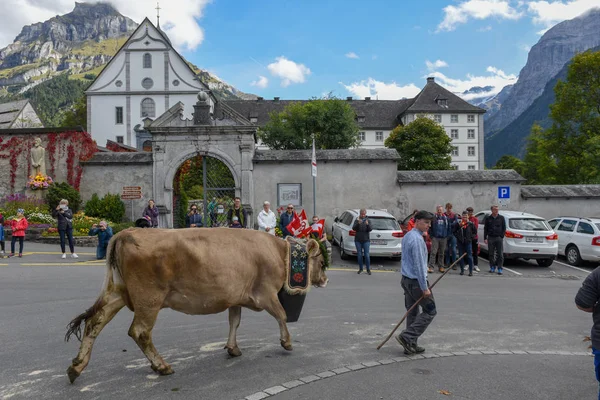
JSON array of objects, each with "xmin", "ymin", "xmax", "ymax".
[
  {"xmin": 187, "ymin": 185, "xmax": 203, "ymax": 200},
  {"xmin": 84, "ymin": 193, "xmax": 125, "ymax": 222},
  {"xmin": 175, "ymin": 192, "xmax": 189, "ymax": 229},
  {"xmin": 0, "ymin": 193, "xmax": 49, "ymax": 217},
  {"xmin": 46, "ymin": 182, "xmax": 82, "ymax": 213},
  {"xmin": 111, "ymin": 221, "xmax": 135, "ymax": 234},
  {"xmin": 83, "ymin": 73, "xmax": 96, "ymax": 80}
]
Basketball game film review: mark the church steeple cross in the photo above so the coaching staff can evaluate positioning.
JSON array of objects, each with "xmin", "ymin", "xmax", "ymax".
[{"xmin": 156, "ymin": 2, "xmax": 161, "ymax": 27}]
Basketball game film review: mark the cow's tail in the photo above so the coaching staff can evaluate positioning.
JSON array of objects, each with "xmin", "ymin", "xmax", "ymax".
[{"xmin": 65, "ymin": 234, "xmax": 122, "ymax": 343}]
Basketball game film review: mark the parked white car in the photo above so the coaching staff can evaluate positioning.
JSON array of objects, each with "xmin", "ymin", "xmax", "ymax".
[
  {"xmin": 474, "ymin": 210, "xmax": 558, "ymax": 267},
  {"xmin": 547, "ymin": 217, "xmax": 600, "ymax": 266},
  {"xmin": 332, "ymin": 209, "xmax": 403, "ymax": 260}
]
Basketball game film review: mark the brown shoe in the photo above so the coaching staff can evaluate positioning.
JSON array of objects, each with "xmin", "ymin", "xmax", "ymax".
[
  {"xmin": 439, "ymin": 267, "xmax": 445, "ymax": 273},
  {"xmin": 427, "ymin": 267, "xmax": 434, "ymax": 273}
]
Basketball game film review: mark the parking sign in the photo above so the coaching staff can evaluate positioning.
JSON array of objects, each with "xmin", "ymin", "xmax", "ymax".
[{"xmin": 498, "ymin": 186, "xmax": 510, "ymax": 199}]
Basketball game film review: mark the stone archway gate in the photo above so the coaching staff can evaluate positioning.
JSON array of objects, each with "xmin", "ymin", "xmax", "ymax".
[{"xmin": 147, "ymin": 96, "xmax": 256, "ymax": 229}]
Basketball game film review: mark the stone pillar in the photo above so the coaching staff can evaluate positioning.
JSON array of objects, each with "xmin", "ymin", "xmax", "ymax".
[{"xmin": 240, "ymin": 142, "xmax": 254, "ymax": 228}]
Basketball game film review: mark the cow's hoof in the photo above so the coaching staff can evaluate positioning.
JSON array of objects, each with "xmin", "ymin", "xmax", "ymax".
[
  {"xmin": 67, "ymin": 366, "xmax": 80, "ymax": 384},
  {"xmin": 226, "ymin": 346, "xmax": 242, "ymax": 357},
  {"xmin": 280, "ymin": 340, "xmax": 293, "ymax": 351},
  {"xmin": 152, "ymin": 364, "xmax": 174, "ymax": 376}
]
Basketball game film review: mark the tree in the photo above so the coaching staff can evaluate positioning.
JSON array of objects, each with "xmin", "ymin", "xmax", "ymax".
[
  {"xmin": 257, "ymin": 97, "xmax": 360, "ymax": 149},
  {"xmin": 522, "ymin": 50, "xmax": 600, "ymax": 184},
  {"xmin": 492, "ymin": 155, "xmax": 526, "ymax": 176},
  {"xmin": 61, "ymin": 95, "xmax": 87, "ymax": 128},
  {"xmin": 384, "ymin": 116, "xmax": 453, "ymax": 170}
]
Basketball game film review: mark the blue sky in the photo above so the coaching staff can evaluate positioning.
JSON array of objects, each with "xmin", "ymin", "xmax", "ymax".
[{"xmin": 1, "ymin": 0, "xmax": 599, "ymax": 100}]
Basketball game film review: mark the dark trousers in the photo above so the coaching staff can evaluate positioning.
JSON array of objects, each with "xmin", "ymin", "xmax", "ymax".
[
  {"xmin": 355, "ymin": 241, "xmax": 371, "ymax": 271},
  {"xmin": 0, "ymin": 240, "xmax": 4, "ymax": 252},
  {"xmin": 400, "ymin": 276, "xmax": 436, "ymax": 345},
  {"xmin": 593, "ymin": 347, "xmax": 600, "ymax": 400},
  {"xmin": 471, "ymin": 239, "xmax": 478, "ymax": 266},
  {"xmin": 445, "ymin": 235, "xmax": 457, "ymax": 265},
  {"xmin": 488, "ymin": 236, "xmax": 504, "ymax": 268},
  {"xmin": 457, "ymin": 241, "xmax": 474, "ymax": 273},
  {"xmin": 11, "ymin": 236, "xmax": 24, "ymax": 254},
  {"xmin": 59, "ymin": 228, "xmax": 75, "ymax": 253}
]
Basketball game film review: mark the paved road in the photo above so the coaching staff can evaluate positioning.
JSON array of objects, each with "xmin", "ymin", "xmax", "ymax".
[{"xmin": 0, "ymin": 242, "xmax": 597, "ymax": 399}]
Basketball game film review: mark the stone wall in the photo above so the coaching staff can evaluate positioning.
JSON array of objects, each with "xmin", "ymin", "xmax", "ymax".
[{"xmin": 80, "ymin": 152, "xmax": 153, "ymax": 221}]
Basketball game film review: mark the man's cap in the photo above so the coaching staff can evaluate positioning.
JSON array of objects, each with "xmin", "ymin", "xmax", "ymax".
[{"xmin": 414, "ymin": 210, "xmax": 434, "ymax": 220}]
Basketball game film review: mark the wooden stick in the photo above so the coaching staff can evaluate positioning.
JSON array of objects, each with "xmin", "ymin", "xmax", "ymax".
[{"xmin": 376, "ymin": 253, "xmax": 466, "ymax": 350}]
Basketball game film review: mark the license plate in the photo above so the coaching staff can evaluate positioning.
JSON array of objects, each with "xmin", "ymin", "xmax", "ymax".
[
  {"xmin": 371, "ymin": 239, "xmax": 387, "ymax": 245},
  {"xmin": 526, "ymin": 237, "xmax": 543, "ymax": 243}
]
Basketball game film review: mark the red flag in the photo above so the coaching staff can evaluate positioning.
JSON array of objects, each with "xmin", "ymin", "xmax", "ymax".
[
  {"xmin": 311, "ymin": 219, "xmax": 325, "ymax": 238},
  {"xmin": 286, "ymin": 213, "xmax": 301, "ymax": 235}
]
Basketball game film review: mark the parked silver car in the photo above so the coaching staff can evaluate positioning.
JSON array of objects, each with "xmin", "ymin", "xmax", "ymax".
[
  {"xmin": 475, "ymin": 210, "xmax": 558, "ymax": 267},
  {"xmin": 332, "ymin": 209, "xmax": 403, "ymax": 260},
  {"xmin": 547, "ymin": 217, "xmax": 600, "ymax": 266}
]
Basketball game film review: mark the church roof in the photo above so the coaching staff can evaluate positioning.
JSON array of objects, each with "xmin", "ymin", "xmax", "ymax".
[{"xmin": 0, "ymin": 99, "xmax": 30, "ymax": 128}]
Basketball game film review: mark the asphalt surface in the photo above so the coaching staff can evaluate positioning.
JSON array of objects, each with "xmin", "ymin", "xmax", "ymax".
[{"xmin": 0, "ymin": 241, "xmax": 597, "ymax": 400}]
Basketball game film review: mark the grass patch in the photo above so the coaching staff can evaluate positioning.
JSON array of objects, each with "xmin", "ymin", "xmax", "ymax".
[{"xmin": 70, "ymin": 37, "xmax": 128, "ymax": 57}]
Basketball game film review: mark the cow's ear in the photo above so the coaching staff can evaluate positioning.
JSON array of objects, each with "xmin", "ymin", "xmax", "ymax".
[{"xmin": 306, "ymin": 239, "xmax": 319, "ymax": 257}]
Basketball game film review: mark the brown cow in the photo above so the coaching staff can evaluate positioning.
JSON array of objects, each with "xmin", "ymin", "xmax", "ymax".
[{"xmin": 65, "ymin": 228, "xmax": 329, "ymax": 383}]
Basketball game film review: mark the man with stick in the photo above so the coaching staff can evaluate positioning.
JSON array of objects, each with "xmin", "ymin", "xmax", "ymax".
[{"xmin": 397, "ymin": 210, "xmax": 436, "ymax": 355}]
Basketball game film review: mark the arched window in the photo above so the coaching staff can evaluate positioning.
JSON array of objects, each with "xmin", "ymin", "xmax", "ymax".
[
  {"xmin": 143, "ymin": 53, "xmax": 152, "ymax": 68},
  {"xmin": 141, "ymin": 98, "xmax": 155, "ymax": 117},
  {"xmin": 142, "ymin": 140, "xmax": 153, "ymax": 152}
]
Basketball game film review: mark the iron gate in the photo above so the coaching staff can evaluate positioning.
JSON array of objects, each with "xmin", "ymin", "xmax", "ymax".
[{"xmin": 200, "ymin": 156, "xmax": 236, "ymax": 227}]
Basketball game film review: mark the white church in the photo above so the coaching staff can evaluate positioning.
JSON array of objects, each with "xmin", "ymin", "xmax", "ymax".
[{"xmin": 87, "ymin": 18, "xmax": 486, "ymax": 170}]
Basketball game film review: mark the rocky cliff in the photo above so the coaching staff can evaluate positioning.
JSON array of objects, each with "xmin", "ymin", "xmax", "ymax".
[{"xmin": 485, "ymin": 7, "xmax": 600, "ymax": 135}]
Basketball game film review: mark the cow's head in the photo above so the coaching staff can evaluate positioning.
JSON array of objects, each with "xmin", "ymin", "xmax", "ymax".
[{"xmin": 306, "ymin": 238, "xmax": 329, "ymax": 288}]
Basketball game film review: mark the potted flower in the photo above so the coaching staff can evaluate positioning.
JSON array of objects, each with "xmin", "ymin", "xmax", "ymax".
[{"xmin": 26, "ymin": 174, "xmax": 53, "ymax": 190}]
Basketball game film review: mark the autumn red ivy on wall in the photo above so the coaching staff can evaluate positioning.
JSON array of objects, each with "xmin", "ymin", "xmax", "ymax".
[{"xmin": 0, "ymin": 131, "xmax": 97, "ymax": 192}]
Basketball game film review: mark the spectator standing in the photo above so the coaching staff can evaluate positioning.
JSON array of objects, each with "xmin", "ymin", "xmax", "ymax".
[
  {"xmin": 428, "ymin": 206, "xmax": 449, "ymax": 273},
  {"xmin": 396, "ymin": 210, "xmax": 436, "ymax": 355},
  {"xmin": 88, "ymin": 221, "xmax": 113, "ymax": 259},
  {"xmin": 279, "ymin": 204, "xmax": 295, "ymax": 238},
  {"xmin": 185, "ymin": 204, "xmax": 203, "ymax": 228},
  {"xmin": 453, "ymin": 211, "xmax": 476, "ymax": 276},
  {"xmin": 208, "ymin": 197, "xmax": 218, "ymax": 227},
  {"xmin": 142, "ymin": 199, "xmax": 159, "ymax": 228},
  {"xmin": 9, "ymin": 209, "xmax": 28, "ymax": 258},
  {"xmin": 405, "ymin": 209, "xmax": 419, "ymax": 232},
  {"xmin": 484, "ymin": 205, "xmax": 506, "ymax": 275},
  {"xmin": 467, "ymin": 207, "xmax": 480, "ymax": 272},
  {"xmin": 444, "ymin": 202, "xmax": 459, "ymax": 268},
  {"xmin": 311, "ymin": 215, "xmax": 327, "ymax": 242},
  {"xmin": 257, "ymin": 201, "xmax": 276, "ymax": 235},
  {"xmin": 52, "ymin": 199, "xmax": 78, "ymax": 259},
  {"xmin": 0, "ymin": 212, "xmax": 5, "ymax": 255},
  {"xmin": 575, "ymin": 267, "xmax": 600, "ymax": 400},
  {"xmin": 353, "ymin": 208, "xmax": 372, "ymax": 275},
  {"xmin": 227, "ymin": 197, "xmax": 248, "ymax": 228}
]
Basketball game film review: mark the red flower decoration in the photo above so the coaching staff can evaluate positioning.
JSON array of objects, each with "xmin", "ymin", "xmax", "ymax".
[{"xmin": 293, "ymin": 272, "xmax": 305, "ymax": 283}]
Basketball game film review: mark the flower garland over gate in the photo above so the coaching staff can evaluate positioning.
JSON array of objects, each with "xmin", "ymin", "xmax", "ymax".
[{"xmin": 0, "ymin": 130, "xmax": 97, "ymax": 192}]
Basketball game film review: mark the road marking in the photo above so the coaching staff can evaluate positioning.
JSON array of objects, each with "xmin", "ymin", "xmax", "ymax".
[
  {"xmin": 501, "ymin": 267, "xmax": 523, "ymax": 276},
  {"xmin": 328, "ymin": 268, "xmax": 395, "ymax": 273},
  {"xmin": 553, "ymin": 259, "xmax": 591, "ymax": 274},
  {"xmin": 20, "ymin": 263, "xmax": 103, "ymax": 266},
  {"xmin": 24, "ymin": 251, "xmax": 95, "ymax": 256}
]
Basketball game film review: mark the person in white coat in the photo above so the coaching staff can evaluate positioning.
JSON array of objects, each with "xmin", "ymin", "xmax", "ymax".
[{"xmin": 257, "ymin": 201, "xmax": 277, "ymax": 235}]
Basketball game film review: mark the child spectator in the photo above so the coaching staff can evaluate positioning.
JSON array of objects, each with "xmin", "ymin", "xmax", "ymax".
[
  {"xmin": 10, "ymin": 209, "xmax": 28, "ymax": 258},
  {"xmin": 88, "ymin": 221, "xmax": 113, "ymax": 259}
]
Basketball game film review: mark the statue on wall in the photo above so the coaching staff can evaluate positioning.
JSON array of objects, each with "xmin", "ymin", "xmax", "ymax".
[{"xmin": 30, "ymin": 137, "xmax": 46, "ymax": 176}]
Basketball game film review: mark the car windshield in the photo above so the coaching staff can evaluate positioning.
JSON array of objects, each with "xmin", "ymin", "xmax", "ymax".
[
  {"xmin": 369, "ymin": 217, "xmax": 400, "ymax": 230},
  {"xmin": 509, "ymin": 218, "xmax": 549, "ymax": 231}
]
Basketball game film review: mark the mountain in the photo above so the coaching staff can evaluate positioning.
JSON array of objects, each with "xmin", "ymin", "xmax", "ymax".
[
  {"xmin": 478, "ymin": 84, "xmax": 513, "ymax": 120},
  {"xmin": 485, "ymin": 45, "xmax": 600, "ymax": 167},
  {"xmin": 485, "ymin": 7, "xmax": 600, "ymax": 136},
  {"xmin": 461, "ymin": 85, "xmax": 495, "ymax": 105},
  {"xmin": 0, "ymin": 2, "xmax": 254, "ymax": 125}
]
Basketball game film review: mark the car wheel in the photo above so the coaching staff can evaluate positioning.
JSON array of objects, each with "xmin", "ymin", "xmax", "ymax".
[
  {"xmin": 536, "ymin": 259, "xmax": 553, "ymax": 267},
  {"xmin": 331, "ymin": 229, "xmax": 338, "ymax": 246},
  {"xmin": 391, "ymin": 256, "xmax": 401, "ymax": 262},
  {"xmin": 340, "ymin": 240, "xmax": 350, "ymax": 260},
  {"xmin": 566, "ymin": 245, "xmax": 582, "ymax": 266}
]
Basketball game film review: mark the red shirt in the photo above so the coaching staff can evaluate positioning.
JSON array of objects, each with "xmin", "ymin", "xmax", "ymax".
[
  {"xmin": 468, "ymin": 215, "xmax": 479, "ymax": 230},
  {"xmin": 10, "ymin": 218, "xmax": 28, "ymax": 237}
]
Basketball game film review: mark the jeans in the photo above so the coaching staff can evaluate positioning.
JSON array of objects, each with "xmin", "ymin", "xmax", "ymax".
[
  {"xmin": 400, "ymin": 276, "xmax": 436, "ymax": 345},
  {"xmin": 355, "ymin": 241, "xmax": 371, "ymax": 272},
  {"xmin": 488, "ymin": 236, "xmax": 504, "ymax": 268},
  {"xmin": 59, "ymin": 228, "xmax": 75, "ymax": 253},
  {"xmin": 593, "ymin": 347, "xmax": 600, "ymax": 400},
  {"xmin": 445, "ymin": 235, "xmax": 457, "ymax": 266},
  {"xmin": 11, "ymin": 236, "xmax": 24, "ymax": 254},
  {"xmin": 471, "ymin": 238, "xmax": 479, "ymax": 266},
  {"xmin": 457, "ymin": 241, "xmax": 474, "ymax": 273}
]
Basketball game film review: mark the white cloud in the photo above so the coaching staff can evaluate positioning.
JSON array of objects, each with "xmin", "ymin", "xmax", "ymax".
[
  {"xmin": 520, "ymin": 44, "xmax": 531, "ymax": 52},
  {"xmin": 0, "ymin": 0, "xmax": 211, "ymax": 51},
  {"xmin": 345, "ymin": 52, "xmax": 359, "ymax": 59},
  {"xmin": 437, "ymin": 0, "xmax": 523, "ymax": 32},
  {"xmin": 250, "ymin": 75, "xmax": 269, "ymax": 89},
  {"xmin": 341, "ymin": 78, "xmax": 422, "ymax": 100},
  {"xmin": 267, "ymin": 56, "xmax": 311, "ymax": 87},
  {"xmin": 426, "ymin": 59, "xmax": 449, "ymax": 71},
  {"xmin": 527, "ymin": 0, "xmax": 600, "ymax": 28},
  {"xmin": 428, "ymin": 66, "xmax": 518, "ymax": 100}
]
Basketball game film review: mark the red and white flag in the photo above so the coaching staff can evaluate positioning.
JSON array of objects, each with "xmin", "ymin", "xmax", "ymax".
[
  {"xmin": 311, "ymin": 219, "xmax": 325, "ymax": 238},
  {"xmin": 286, "ymin": 213, "xmax": 302, "ymax": 235},
  {"xmin": 311, "ymin": 138, "xmax": 317, "ymax": 178}
]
